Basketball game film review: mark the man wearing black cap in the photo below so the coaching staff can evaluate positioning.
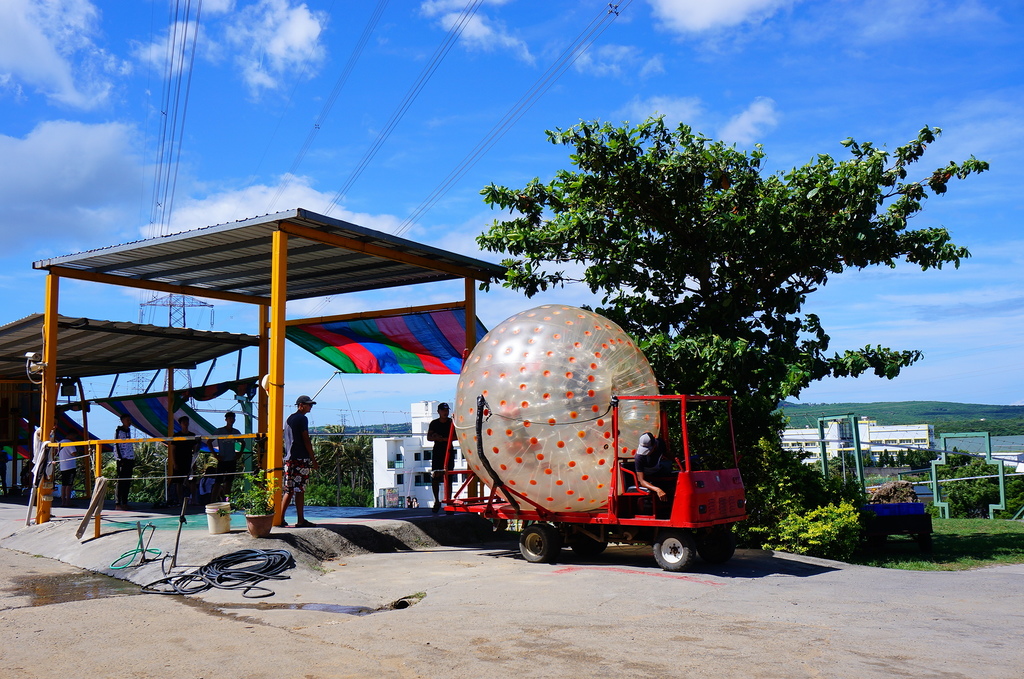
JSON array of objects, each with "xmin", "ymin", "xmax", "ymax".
[
  {"xmin": 280, "ymin": 395, "xmax": 319, "ymax": 527},
  {"xmin": 427, "ymin": 402, "xmax": 456, "ymax": 513}
]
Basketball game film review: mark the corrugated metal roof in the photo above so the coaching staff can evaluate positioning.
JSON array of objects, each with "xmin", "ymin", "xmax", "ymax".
[
  {"xmin": 0, "ymin": 314, "xmax": 259, "ymax": 380},
  {"xmin": 32, "ymin": 208, "xmax": 506, "ymax": 301}
]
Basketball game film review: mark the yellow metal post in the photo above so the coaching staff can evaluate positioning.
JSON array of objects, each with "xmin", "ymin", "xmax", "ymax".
[
  {"xmin": 93, "ymin": 442, "xmax": 102, "ymax": 539},
  {"xmin": 268, "ymin": 230, "xmax": 288, "ymax": 524},
  {"xmin": 36, "ymin": 273, "xmax": 59, "ymax": 524},
  {"xmin": 258, "ymin": 305, "xmax": 269, "ymax": 470},
  {"xmin": 464, "ymin": 278, "xmax": 477, "ymax": 354}
]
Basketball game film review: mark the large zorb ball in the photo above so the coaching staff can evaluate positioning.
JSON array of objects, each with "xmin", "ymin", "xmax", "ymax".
[{"xmin": 454, "ymin": 305, "xmax": 659, "ymax": 512}]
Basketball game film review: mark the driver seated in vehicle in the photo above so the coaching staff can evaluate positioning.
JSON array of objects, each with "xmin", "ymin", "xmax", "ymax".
[{"xmin": 630, "ymin": 431, "xmax": 674, "ymax": 500}]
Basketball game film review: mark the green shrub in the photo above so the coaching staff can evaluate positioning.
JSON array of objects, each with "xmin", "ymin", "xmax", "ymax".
[
  {"xmin": 764, "ymin": 501, "xmax": 864, "ymax": 561},
  {"xmin": 736, "ymin": 438, "xmax": 864, "ymax": 548},
  {"xmin": 303, "ymin": 480, "xmax": 372, "ymax": 507}
]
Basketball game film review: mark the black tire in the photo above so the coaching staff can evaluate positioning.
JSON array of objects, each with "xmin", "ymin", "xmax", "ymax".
[
  {"xmin": 520, "ymin": 523, "xmax": 562, "ymax": 563},
  {"xmin": 917, "ymin": 532, "xmax": 933, "ymax": 553},
  {"xmin": 696, "ymin": 528, "xmax": 736, "ymax": 564},
  {"xmin": 653, "ymin": 529, "xmax": 697, "ymax": 572},
  {"xmin": 568, "ymin": 534, "xmax": 608, "ymax": 558}
]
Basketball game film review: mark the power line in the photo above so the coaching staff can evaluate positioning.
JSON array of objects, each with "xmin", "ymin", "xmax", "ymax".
[
  {"xmin": 265, "ymin": 0, "xmax": 388, "ymax": 213},
  {"xmin": 322, "ymin": 0, "xmax": 485, "ymax": 216},
  {"xmin": 393, "ymin": 2, "xmax": 630, "ymax": 237},
  {"xmin": 148, "ymin": 0, "xmax": 204, "ymax": 236}
]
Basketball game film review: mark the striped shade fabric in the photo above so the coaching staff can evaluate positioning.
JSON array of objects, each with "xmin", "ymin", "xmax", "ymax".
[{"xmin": 286, "ymin": 308, "xmax": 487, "ymax": 374}]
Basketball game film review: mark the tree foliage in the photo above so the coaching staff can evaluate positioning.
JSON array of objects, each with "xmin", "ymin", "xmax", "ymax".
[
  {"xmin": 478, "ymin": 118, "xmax": 987, "ymax": 412},
  {"xmin": 477, "ymin": 118, "xmax": 987, "ymax": 543}
]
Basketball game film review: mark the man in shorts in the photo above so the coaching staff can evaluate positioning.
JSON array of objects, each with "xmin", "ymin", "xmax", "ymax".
[
  {"xmin": 427, "ymin": 402, "xmax": 456, "ymax": 513},
  {"xmin": 280, "ymin": 395, "xmax": 318, "ymax": 528}
]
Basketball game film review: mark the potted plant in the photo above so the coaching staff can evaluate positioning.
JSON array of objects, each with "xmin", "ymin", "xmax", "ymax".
[{"xmin": 232, "ymin": 469, "xmax": 278, "ymax": 538}]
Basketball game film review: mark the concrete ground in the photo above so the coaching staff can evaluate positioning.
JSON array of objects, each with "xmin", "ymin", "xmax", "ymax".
[{"xmin": 1, "ymin": 497, "xmax": 1022, "ymax": 678}]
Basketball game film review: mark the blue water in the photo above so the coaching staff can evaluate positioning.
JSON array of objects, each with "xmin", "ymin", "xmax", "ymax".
[{"xmin": 102, "ymin": 505, "xmax": 427, "ymax": 531}]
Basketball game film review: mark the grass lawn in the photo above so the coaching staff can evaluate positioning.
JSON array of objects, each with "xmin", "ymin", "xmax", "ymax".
[{"xmin": 848, "ymin": 518, "xmax": 1024, "ymax": 570}]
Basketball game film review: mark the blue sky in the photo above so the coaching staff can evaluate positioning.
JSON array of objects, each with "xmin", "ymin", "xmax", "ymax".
[{"xmin": 1, "ymin": 0, "xmax": 1022, "ymax": 434}]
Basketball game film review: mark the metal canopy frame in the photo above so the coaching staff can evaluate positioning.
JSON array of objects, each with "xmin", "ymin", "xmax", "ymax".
[
  {"xmin": 0, "ymin": 314, "xmax": 258, "ymax": 380},
  {"xmin": 31, "ymin": 208, "xmax": 505, "ymax": 524}
]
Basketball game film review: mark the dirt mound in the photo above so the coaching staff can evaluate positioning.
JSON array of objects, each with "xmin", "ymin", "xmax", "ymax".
[{"xmin": 868, "ymin": 480, "xmax": 919, "ymax": 504}]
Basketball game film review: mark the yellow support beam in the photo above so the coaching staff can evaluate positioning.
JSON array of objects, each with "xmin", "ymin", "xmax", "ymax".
[
  {"xmin": 36, "ymin": 273, "xmax": 59, "ymax": 524},
  {"xmin": 46, "ymin": 265, "xmax": 267, "ymax": 306},
  {"xmin": 284, "ymin": 301, "xmax": 467, "ymax": 327},
  {"xmin": 258, "ymin": 305, "xmax": 269, "ymax": 469},
  {"xmin": 268, "ymin": 230, "xmax": 288, "ymax": 524},
  {"xmin": 279, "ymin": 221, "xmax": 494, "ymax": 281},
  {"xmin": 465, "ymin": 278, "xmax": 477, "ymax": 354}
]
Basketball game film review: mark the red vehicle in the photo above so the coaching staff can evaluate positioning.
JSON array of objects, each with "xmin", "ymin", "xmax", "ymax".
[{"xmin": 444, "ymin": 394, "xmax": 747, "ymax": 572}]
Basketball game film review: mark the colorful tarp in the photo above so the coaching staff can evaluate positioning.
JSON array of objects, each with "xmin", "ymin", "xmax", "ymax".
[
  {"xmin": 286, "ymin": 308, "xmax": 487, "ymax": 374},
  {"xmin": 97, "ymin": 397, "xmax": 217, "ymax": 440}
]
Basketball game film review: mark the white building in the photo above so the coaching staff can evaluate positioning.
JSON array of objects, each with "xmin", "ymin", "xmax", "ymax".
[
  {"xmin": 372, "ymin": 400, "xmax": 468, "ymax": 508},
  {"xmin": 783, "ymin": 417, "xmax": 936, "ymax": 465}
]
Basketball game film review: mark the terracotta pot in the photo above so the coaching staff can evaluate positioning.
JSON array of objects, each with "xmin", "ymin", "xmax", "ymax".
[{"xmin": 245, "ymin": 513, "xmax": 274, "ymax": 538}]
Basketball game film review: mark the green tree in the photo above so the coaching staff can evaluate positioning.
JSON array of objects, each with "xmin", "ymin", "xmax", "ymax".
[
  {"xmin": 478, "ymin": 117, "xmax": 987, "ymax": 543},
  {"xmin": 307, "ymin": 430, "xmax": 373, "ymax": 506}
]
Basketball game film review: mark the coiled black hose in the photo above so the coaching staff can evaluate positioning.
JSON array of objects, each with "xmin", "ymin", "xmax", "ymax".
[{"xmin": 143, "ymin": 549, "xmax": 296, "ymax": 598}]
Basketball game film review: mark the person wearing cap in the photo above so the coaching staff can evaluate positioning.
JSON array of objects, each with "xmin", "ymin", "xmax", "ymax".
[
  {"xmin": 280, "ymin": 395, "xmax": 319, "ymax": 528},
  {"xmin": 427, "ymin": 401, "xmax": 456, "ymax": 513},
  {"xmin": 632, "ymin": 431, "xmax": 673, "ymax": 500}
]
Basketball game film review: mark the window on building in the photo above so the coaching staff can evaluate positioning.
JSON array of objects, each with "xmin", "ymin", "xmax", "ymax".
[
  {"xmin": 396, "ymin": 474, "xmax": 404, "ymax": 485},
  {"xmin": 414, "ymin": 452, "xmax": 421, "ymax": 461}
]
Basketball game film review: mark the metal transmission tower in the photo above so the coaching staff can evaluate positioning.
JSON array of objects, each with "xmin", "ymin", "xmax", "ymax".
[{"xmin": 131, "ymin": 294, "xmax": 214, "ymax": 394}]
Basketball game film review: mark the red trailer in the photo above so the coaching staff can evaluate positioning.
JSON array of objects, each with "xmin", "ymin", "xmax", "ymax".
[{"xmin": 443, "ymin": 394, "xmax": 747, "ymax": 572}]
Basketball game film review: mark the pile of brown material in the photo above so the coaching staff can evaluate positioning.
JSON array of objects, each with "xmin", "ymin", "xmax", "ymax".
[{"xmin": 868, "ymin": 480, "xmax": 919, "ymax": 504}]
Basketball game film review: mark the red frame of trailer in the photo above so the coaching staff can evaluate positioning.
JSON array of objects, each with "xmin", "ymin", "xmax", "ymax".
[{"xmin": 444, "ymin": 394, "xmax": 747, "ymax": 530}]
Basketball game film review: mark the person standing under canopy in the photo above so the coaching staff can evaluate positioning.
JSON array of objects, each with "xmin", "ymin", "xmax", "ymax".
[{"xmin": 280, "ymin": 395, "xmax": 319, "ymax": 528}]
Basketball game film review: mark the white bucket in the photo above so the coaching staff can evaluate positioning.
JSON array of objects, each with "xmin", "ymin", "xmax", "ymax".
[{"xmin": 205, "ymin": 502, "xmax": 232, "ymax": 534}]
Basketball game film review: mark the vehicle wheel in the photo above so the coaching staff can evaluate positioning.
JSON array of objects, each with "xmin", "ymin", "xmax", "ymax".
[
  {"xmin": 568, "ymin": 534, "xmax": 608, "ymax": 558},
  {"xmin": 520, "ymin": 523, "xmax": 562, "ymax": 563},
  {"xmin": 696, "ymin": 528, "xmax": 736, "ymax": 564},
  {"xmin": 917, "ymin": 532, "xmax": 933, "ymax": 553},
  {"xmin": 653, "ymin": 529, "xmax": 697, "ymax": 572}
]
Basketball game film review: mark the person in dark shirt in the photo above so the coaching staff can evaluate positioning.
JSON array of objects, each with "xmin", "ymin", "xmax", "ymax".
[
  {"xmin": 168, "ymin": 416, "xmax": 198, "ymax": 505},
  {"xmin": 280, "ymin": 395, "xmax": 319, "ymax": 527},
  {"xmin": 427, "ymin": 402, "xmax": 456, "ymax": 513},
  {"xmin": 633, "ymin": 431, "xmax": 673, "ymax": 500}
]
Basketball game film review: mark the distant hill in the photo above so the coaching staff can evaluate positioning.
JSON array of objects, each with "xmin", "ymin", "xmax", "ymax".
[
  {"xmin": 780, "ymin": 401, "xmax": 1024, "ymax": 436},
  {"xmin": 311, "ymin": 423, "xmax": 412, "ymax": 436}
]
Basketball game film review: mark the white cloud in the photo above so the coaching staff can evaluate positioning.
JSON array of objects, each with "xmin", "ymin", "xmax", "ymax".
[
  {"xmin": 131, "ymin": 21, "xmax": 210, "ymax": 75},
  {"xmin": 618, "ymin": 95, "xmax": 706, "ymax": 128},
  {"xmin": 224, "ymin": 0, "xmax": 327, "ymax": 97},
  {"xmin": 575, "ymin": 45, "xmax": 650, "ymax": 79},
  {"xmin": 647, "ymin": 0, "xmax": 797, "ymax": 33},
  {"xmin": 0, "ymin": 120, "xmax": 143, "ymax": 252},
  {"xmin": 446, "ymin": 13, "xmax": 532, "ymax": 63},
  {"xmin": 621, "ymin": 95, "xmax": 778, "ymax": 143},
  {"xmin": 157, "ymin": 176, "xmax": 403, "ymax": 239},
  {"xmin": 204, "ymin": 0, "xmax": 236, "ymax": 14},
  {"xmin": 0, "ymin": 0, "xmax": 124, "ymax": 109},
  {"xmin": 422, "ymin": 2, "xmax": 532, "ymax": 63},
  {"xmin": 718, "ymin": 96, "xmax": 778, "ymax": 145},
  {"xmin": 639, "ymin": 55, "xmax": 665, "ymax": 78}
]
